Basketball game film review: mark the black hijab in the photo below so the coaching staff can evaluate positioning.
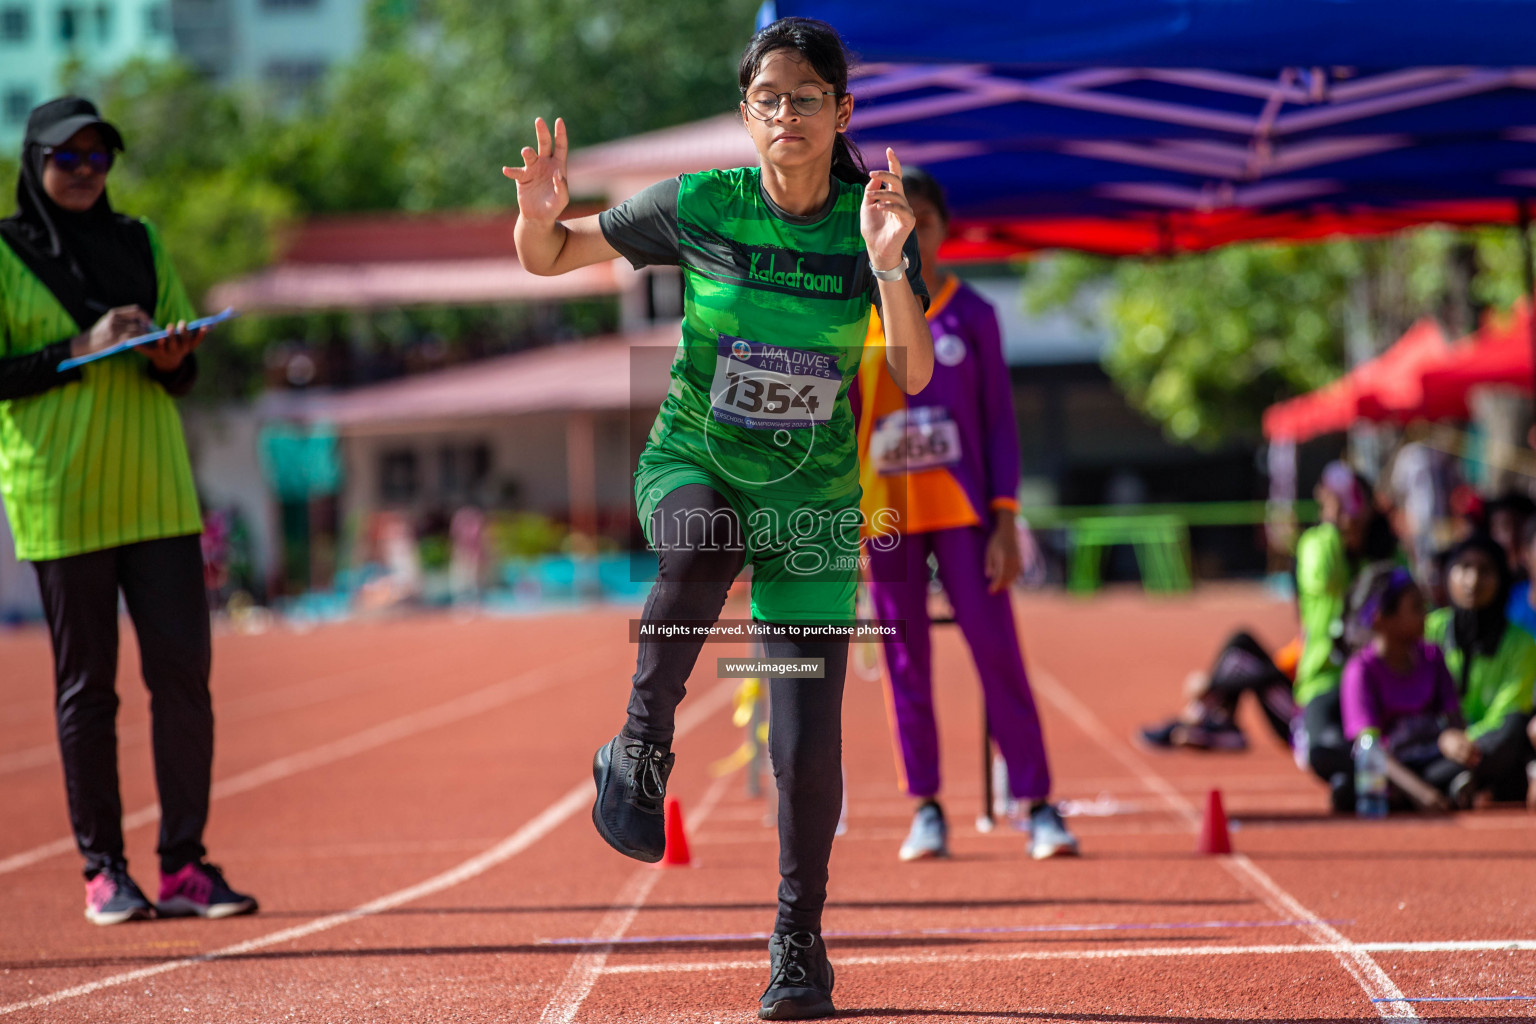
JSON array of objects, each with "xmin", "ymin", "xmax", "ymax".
[
  {"xmin": 0, "ymin": 96, "xmax": 156, "ymax": 332},
  {"xmin": 1446, "ymin": 533, "xmax": 1511, "ymax": 675}
]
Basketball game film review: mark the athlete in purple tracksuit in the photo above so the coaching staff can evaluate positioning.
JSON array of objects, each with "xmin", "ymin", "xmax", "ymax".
[{"xmin": 855, "ymin": 169, "xmax": 1077, "ymax": 861}]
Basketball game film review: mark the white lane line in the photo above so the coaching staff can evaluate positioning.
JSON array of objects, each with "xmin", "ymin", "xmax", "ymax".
[
  {"xmin": 1225, "ymin": 852, "xmax": 1417, "ymax": 1019},
  {"xmin": 0, "ymin": 678, "xmax": 736, "ymax": 1017},
  {"xmin": 0, "ymin": 785, "xmax": 591, "ymax": 1017},
  {"xmin": 0, "ymin": 646, "xmax": 453, "ymax": 778},
  {"xmin": 0, "ymin": 651, "xmax": 597, "ymax": 875},
  {"xmin": 1030, "ymin": 669, "xmax": 1198, "ymax": 826},
  {"xmin": 0, "ymin": 744, "xmax": 55, "ymax": 775},
  {"xmin": 598, "ymin": 938, "xmax": 1536, "ymax": 975},
  {"xmin": 538, "ymin": 774, "xmax": 733, "ymax": 1024},
  {"xmin": 1031, "ymin": 669, "xmax": 1420, "ymax": 1022}
]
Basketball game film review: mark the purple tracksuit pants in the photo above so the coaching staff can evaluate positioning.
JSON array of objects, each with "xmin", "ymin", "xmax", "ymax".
[{"xmin": 866, "ymin": 525, "xmax": 1052, "ymax": 802}]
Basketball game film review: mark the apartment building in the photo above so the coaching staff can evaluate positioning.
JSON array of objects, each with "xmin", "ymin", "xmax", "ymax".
[{"xmin": 0, "ymin": 0, "xmax": 176, "ymax": 146}]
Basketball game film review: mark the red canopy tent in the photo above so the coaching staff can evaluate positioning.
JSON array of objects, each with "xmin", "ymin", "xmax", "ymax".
[
  {"xmin": 1417, "ymin": 300, "xmax": 1535, "ymax": 407},
  {"xmin": 1262, "ymin": 318, "xmax": 1455, "ymax": 441}
]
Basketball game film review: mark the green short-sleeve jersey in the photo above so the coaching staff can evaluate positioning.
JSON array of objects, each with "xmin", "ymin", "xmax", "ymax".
[
  {"xmin": 603, "ymin": 168, "xmax": 924, "ymax": 505},
  {"xmin": 1425, "ymin": 607, "xmax": 1536, "ymax": 740},
  {"xmin": 0, "ymin": 220, "xmax": 202, "ymax": 561}
]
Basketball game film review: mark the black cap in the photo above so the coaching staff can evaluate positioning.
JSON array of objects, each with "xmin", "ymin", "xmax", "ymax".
[{"xmin": 25, "ymin": 96, "xmax": 125, "ymax": 151}]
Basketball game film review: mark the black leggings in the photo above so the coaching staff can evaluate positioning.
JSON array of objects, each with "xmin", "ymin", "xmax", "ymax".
[
  {"xmin": 1467, "ymin": 713, "xmax": 1536, "ymax": 801},
  {"xmin": 1197, "ymin": 631, "xmax": 1297, "ymax": 745},
  {"xmin": 33, "ymin": 535, "xmax": 212, "ymax": 878},
  {"xmin": 626, "ymin": 484, "xmax": 848, "ymax": 934},
  {"xmin": 1302, "ymin": 688, "xmax": 1353, "ymax": 784},
  {"xmin": 1407, "ymin": 715, "xmax": 1535, "ymax": 798},
  {"xmin": 1308, "ymin": 701, "xmax": 1534, "ymax": 802}
]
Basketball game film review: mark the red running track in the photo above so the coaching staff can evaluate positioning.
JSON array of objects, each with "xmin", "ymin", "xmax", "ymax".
[{"xmin": 1, "ymin": 585, "xmax": 1533, "ymax": 1022}]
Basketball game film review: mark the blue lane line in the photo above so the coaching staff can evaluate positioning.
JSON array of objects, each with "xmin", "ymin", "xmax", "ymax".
[
  {"xmin": 1372, "ymin": 996, "xmax": 1536, "ymax": 1003},
  {"xmin": 541, "ymin": 917, "xmax": 1352, "ymax": 947}
]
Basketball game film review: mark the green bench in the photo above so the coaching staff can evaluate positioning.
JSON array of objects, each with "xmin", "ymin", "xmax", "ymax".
[
  {"xmin": 1017, "ymin": 500, "xmax": 1317, "ymax": 596},
  {"xmin": 1067, "ymin": 514, "xmax": 1192, "ymax": 595}
]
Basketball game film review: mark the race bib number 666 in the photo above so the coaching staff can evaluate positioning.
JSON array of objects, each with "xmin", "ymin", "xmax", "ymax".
[{"xmin": 709, "ymin": 334, "xmax": 840, "ymax": 430}]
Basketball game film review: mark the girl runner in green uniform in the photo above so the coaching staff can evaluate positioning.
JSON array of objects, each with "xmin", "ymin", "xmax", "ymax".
[{"xmin": 504, "ymin": 17, "xmax": 930, "ymax": 1019}]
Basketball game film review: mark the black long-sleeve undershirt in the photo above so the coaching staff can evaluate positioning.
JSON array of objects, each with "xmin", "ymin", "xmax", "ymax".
[
  {"xmin": 0, "ymin": 339, "xmax": 81, "ymax": 400},
  {"xmin": 0, "ymin": 341, "xmax": 198, "ymax": 400}
]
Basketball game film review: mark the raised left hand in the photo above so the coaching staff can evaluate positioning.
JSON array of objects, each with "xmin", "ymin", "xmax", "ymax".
[
  {"xmin": 142, "ymin": 320, "xmax": 207, "ymax": 372},
  {"xmin": 861, "ymin": 147, "xmax": 914, "ymax": 275}
]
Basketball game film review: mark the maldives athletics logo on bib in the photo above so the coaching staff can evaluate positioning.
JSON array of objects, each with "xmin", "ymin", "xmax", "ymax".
[{"xmin": 934, "ymin": 333, "xmax": 966, "ymax": 367}]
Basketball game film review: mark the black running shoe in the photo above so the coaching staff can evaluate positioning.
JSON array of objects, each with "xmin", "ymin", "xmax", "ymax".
[
  {"xmin": 84, "ymin": 861, "xmax": 153, "ymax": 926},
  {"xmin": 759, "ymin": 931, "xmax": 835, "ymax": 1020},
  {"xmin": 1177, "ymin": 719, "xmax": 1249, "ymax": 752},
  {"xmin": 592, "ymin": 733, "xmax": 674, "ymax": 863},
  {"xmin": 1138, "ymin": 719, "xmax": 1181, "ymax": 749},
  {"xmin": 157, "ymin": 861, "xmax": 258, "ymax": 919},
  {"xmin": 1328, "ymin": 772, "xmax": 1356, "ymax": 814},
  {"xmin": 1447, "ymin": 770, "xmax": 1477, "ymax": 810}
]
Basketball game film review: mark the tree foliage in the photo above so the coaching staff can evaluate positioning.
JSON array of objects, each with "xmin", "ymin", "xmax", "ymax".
[
  {"xmin": 1025, "ymin": 228, "xmax": 1528, "ymax": 446},
  {"xmin": 0, "ymin": 1, "xmax": 760, "ymax": 395}
]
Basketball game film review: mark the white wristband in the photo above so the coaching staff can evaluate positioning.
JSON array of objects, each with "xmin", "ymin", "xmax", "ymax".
[{"xmin": 870, "ymin": 254, "xmax": 909, "ymax": 283}]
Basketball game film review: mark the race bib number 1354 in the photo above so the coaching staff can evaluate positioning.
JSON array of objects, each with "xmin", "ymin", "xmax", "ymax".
[{"xmin": 709, "ymin": 335, "xmax": 840, "ymax": 430}]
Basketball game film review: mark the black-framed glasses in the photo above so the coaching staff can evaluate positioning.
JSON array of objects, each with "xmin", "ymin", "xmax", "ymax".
[
  {"xmin": 743, "ymin": 87, "xmax": 837, "ymax": 120},
  {"xmin": 42, "ymin": 147, "xmax": 114, "ymax": 174}
]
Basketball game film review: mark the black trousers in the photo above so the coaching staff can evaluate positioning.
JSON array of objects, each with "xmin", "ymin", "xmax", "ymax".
[
  {"xmin": 33, "ymin": 534, "xmax": 212, "ymax": 878},
  {"xmin": 1410, "ymin": 714, "xmax": 1536, "ymax": 798},
  {"xmin": 626, "ymin": 485, "xmax": 848, "ymax": 935},
  {"xmin": 1303, "ymin": 688, "xmax": 1353, "ymax": 784},
  {"xmin": 1467, "ymin": 713, "xmax": 1536, "ymax": 801},
  {"xmin": 1197, "ymin": 631, "xmax": 1297, "ymax": 745}
]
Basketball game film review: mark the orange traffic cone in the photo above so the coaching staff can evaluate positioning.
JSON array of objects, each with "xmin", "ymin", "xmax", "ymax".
[
  {"xmin": 659, "ymin": 796, "xmax": 692, "ymax": 867},
  {"xmin": 1196, "ymin": 789, "xmax": 1232, "ymax": 855}
]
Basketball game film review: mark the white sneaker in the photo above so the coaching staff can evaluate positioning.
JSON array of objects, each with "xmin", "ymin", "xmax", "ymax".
[{"xmin": 898, "ymin": 801, "xmax": 949, "ymax": 861}]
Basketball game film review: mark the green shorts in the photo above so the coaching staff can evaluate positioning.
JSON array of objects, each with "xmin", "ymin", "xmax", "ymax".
[{"xmin": 635, "ymin": 447, "xmax": 859, "ymax": 625}]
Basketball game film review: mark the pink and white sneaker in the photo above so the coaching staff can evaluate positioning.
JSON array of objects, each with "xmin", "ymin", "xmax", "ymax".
[
  {"xmin": 85, "ymin": 862, "xmax": 153, "ymax": 925},
  {"xmin": 157, "ymin": 862, "xmax": 258, "ymax": 919}
]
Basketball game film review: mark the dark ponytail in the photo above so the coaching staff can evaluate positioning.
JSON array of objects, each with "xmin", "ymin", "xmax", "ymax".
[
  {"xmin": 901, "ymin": 166, "xmax": 949, "ymax": 223},
  {"xmin": 1343, "ymin": 563, "xmax": 1418, "ymax": 655},
  {"xmin": 738, "ymin": 17, "xmax": 868, "ymax": 185}
]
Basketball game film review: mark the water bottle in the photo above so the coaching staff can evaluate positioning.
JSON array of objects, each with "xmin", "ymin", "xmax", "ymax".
[{"xmin": 1354, "ymin": 730, "xmax": 1389, "ymax": 819}]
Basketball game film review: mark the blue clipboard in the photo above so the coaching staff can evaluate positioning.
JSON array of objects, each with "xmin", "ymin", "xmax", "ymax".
[{"xmin": 57, "ymin": 308, "xmax": 240, "ymax": 372}]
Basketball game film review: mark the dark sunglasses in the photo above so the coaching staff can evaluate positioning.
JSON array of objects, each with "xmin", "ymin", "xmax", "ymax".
[{"xmin": 42, "ymin": 147, "xmax": 114, "ymax": 174}]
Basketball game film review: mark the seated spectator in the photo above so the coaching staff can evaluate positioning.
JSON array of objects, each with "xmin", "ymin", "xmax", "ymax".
[
  {"xmin": 1481, "ymin": 492, "xmax": 1536, "ymax": 583},
  {"xmin": 1138, "ymin": 633, "xmax": 1297, "ymax": 752},
  {"xmin": 1340, "ymin": 565, "xmax": 1462, "ymax": 812},
  {"xmin": 1140, "ymin": 462, "xmax": 1373, "ymax": 778},
  {"xmin": 1506, "ymin": 516, "xmax": 1536, "ymax": 637},
  {"xmin": 1425, "ymin": 535, "xmax": 1536, "ymax": 806}
]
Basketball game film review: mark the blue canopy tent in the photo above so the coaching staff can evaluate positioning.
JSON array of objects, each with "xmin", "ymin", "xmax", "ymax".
[
  {"xmin": 766, "ymin": 1, "xmax": 1536, "ymax": 257},
  {"xmin": 767, "ymin": 0, "xmax": 1536, "ymax": 536}
]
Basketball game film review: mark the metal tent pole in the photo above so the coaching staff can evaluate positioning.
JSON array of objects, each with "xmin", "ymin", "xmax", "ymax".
[
  {"xmin": 978, "ymin": 707, "xmax": 995, "ymax": 833},
  {"xmin": 1520, "ymin": 198, "xmax": 1536, "ymax": 402}
]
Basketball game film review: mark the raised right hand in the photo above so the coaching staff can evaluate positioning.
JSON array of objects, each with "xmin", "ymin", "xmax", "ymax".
[
  {"xmin": 502, "ymin": 117, "xmax": 569, "ymax": 224},
  {"xmin": 72, "ymin": 305, "xmax": 153, "ymax": 359}
]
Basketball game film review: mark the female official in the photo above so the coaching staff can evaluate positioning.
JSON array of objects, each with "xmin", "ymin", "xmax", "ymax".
[
  {"xmin": 503, "ymin": 18, "xmax": 929, "ymax": 1020},
  {"xmin": 855, "ymin": 169, "xmax": 1077, "ymax": 861},
  {"xmin": 0, "ymin": 98, "xmax": 256, "ymax": 923}
]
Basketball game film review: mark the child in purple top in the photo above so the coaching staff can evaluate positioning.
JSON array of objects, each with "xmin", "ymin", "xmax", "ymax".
[{"xmin": 1341, "ymin": 565, "xmax": 1463, "ymax": 808}]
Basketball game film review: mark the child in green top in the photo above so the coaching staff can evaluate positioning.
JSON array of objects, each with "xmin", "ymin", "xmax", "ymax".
[
  {"xmin": 1296, "ymin": 462, "xmax": 1383, "ymax": 811},
  {"xmin": 1425, "ymin": 534, "xmax": 1536, "ymax": 806}
]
